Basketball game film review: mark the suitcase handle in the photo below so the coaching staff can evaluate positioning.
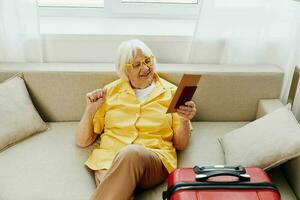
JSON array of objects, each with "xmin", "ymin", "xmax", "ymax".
[
  {"xmin": 193, "ymin": 165, "xmax": 250, "ymax": 182},
  {"xmin": 193, "ymin": 165, "xmax": 246, "ymax": 174},
  {"xmin": 195, "ymin": 170, "xmax": 251, "ymax": 182}
]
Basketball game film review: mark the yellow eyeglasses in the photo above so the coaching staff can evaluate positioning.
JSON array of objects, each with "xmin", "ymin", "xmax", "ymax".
[{"xmin": 125, "ymin": 55, "xmax": 154, "ymax": 69}]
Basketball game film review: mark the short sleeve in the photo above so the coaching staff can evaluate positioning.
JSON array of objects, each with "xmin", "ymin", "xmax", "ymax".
[{"xmin": 93, "ymin": 103, "xmax": 106, "ymax": 134}]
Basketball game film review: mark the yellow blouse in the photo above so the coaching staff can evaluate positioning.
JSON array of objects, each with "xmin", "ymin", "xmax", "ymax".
[{"xmin": 85, "ymin": 74, "xmax": 191, "ymax": 173}]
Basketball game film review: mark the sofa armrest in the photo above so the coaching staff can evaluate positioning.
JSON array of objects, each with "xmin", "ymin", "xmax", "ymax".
[{"xmin": 256, "ymin": 99, "xmax": 284, "ymax": 119}]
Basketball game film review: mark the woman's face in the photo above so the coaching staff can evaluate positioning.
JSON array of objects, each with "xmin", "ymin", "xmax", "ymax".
[{"xmin": 126, "ymin": 49, "xmax": 154, "ymax": 89}]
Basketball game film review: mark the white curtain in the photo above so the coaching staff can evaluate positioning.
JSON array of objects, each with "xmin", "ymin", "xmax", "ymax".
[
  {"xmin": 0, "ymin": 0, "xmax": 42, "ymax": 62},
  {"xmin": 189, "ymin": 0, "xmax": 300, "ymax": 104}
]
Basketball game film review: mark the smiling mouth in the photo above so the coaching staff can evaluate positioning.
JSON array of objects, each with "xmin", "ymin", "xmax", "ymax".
[{"xmin": 140, "ymin": 71, "xmax": 151, "ymax": 77}]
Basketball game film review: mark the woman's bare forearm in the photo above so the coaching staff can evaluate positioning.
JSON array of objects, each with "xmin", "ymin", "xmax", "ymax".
[
  {"xmin": 173, "ymin": 101, "xmax": 196, "ymax": 151},
  {"xmin": 173, "ymin": 120, "xmax": 191, "ymax": 150},
  {"xmin": 75, "ymin": 107, "xmax": 98, "ymax": 148}
]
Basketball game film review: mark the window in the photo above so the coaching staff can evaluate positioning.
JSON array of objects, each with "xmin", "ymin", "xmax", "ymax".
[
  {"xmin": 215, "ymin": 0, "xmax": 265, "ymax": 7},
  {"xmin": 109, "ymin": 0, "xmax": 200, "ymax": 19},
  {"xmin": 122, "ymin": 0, "xmax": 197, "ymax": 3},
  {"xmin": 38, "ymin": 0, "xmax": 104, "ymax": 7},
  {"xmin": 39, "ymin": 0, "xmax": 198, "ymax": 36},
  {"xmin": 38, "ymin": 0, "xmax": 200, "ymax": 19}
]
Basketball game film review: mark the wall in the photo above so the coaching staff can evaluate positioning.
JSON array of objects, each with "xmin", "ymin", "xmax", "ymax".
[
  {"xmin": 40, "ymin": 17, "xmax": 195, "ymax": 63},
  {"xmin": 42, "ymin": 35, "xmax": 192, "ymax": 63}
]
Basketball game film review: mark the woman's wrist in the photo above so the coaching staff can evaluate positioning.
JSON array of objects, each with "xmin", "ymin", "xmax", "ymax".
[
  {"xmin": 84, "ymin": 106, "xmax": 97, "ymax": 120},
  {"xmin": 179, "ymin": 117, "xmax": 190, "ymax": 124},
  {"xmin": 179, "ymin": 119, "xmax": 191, "ymax": 132}
]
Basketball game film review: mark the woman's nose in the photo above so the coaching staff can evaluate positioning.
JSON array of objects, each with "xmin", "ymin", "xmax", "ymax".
[{"xmin": 141, "ymin": 63, "xmax": 150, "ymax": 71}]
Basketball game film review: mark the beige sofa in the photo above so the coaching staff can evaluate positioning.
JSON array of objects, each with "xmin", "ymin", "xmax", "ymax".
[{"xmin": 0, "ymin": 63, "xmax": 299, "ymax": 200}]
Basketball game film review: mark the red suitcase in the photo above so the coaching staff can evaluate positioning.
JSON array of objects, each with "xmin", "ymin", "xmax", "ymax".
[{"xmin": 163, "ymin": 165, "xmax": 281, "ymax": 200}]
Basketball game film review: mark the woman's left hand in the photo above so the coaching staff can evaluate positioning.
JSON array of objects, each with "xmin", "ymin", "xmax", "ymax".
[{"xmin": 176, "ymin": 101, "xmax": 197, "ymax": 122}]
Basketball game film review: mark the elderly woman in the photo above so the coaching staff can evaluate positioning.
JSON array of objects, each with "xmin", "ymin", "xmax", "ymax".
[{"xmin": 76, "ymin": 39, "xmax": 196, "ymax": 200}]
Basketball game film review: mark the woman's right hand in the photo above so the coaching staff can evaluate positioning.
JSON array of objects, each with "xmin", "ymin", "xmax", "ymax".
[{"xmin": 85, "ymin": 88, "xmax": 106, "ymax": 114}]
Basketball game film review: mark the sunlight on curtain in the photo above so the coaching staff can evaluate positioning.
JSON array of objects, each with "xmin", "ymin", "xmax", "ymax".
[
  {"xmin": 189, "ymin": 0, "xmax": 300, "ymax": 104},
  {"xmin": 0, "ymin": 0, "xmax": 42, "ymax": 62}
]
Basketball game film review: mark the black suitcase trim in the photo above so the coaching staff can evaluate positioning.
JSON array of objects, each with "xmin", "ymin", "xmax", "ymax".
[{"xmin": 162, "ymin": 181, "xmax": 279, "ymax": 200}]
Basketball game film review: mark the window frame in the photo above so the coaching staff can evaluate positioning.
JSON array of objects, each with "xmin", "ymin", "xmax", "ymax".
[
  {"xmin": 37, "ymin": 0, "xmax": 104, "ymax": 8},
  {"xmin": 107, "ymin": 0, "xmax": 199, "ymax": 19},
  {"xmin": 38, "ymin": 0, "xmax": 200, "ymax": 19}
]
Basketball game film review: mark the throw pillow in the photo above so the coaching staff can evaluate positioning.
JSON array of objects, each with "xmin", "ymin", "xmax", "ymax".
[
  {"xmin": 0, "ymin": 75, "xmax": 48, "ymax": 151},
  {"xmin": 219, "ymin": 106, "xmax": 300, "ymax": 170}
]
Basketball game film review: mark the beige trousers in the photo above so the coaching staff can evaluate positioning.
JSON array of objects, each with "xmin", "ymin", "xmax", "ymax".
[{"xmin": 90, "ymin": 144, "xmax": 168, "ymax": 200}]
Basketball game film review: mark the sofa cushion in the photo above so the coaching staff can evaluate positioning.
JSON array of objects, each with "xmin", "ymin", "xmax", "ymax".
[
  {"xmin": 0, "ymin": 75, "xmax": 48, "ymax": 152},
  {"xmin": 0, "ymin": 122, "xmax": 95, "ymax": 200},
  {"xmin": 177, "ymin": 122, "xmax": 248, "ymax": 167},
  {"xmin": 219, "ymin": 106, "xmax": 300, "ymax": 170}
]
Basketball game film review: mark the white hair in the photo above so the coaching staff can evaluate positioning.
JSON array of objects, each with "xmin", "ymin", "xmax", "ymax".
[{"xmin": 115, "ymin": 39, "xmax": 157, "ymax": 80}]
